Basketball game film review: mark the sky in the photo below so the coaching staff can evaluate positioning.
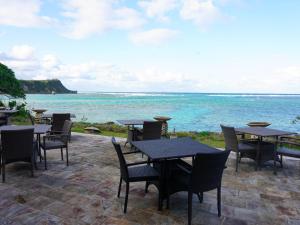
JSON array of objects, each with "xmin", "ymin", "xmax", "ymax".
[{"xmin": 0, "ymin": 0, "xmax": 300, "ymax": 93}]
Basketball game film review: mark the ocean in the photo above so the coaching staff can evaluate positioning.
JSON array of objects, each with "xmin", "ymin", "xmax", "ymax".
[{"xmin": 25, "ymin": 93, "xmax": 300, "ymax": 133}]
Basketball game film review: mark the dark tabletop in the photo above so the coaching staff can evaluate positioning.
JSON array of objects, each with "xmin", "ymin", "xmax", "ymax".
[
  {"xmin": 0, "ymin": 124, "xmax": 51, "ymax": 134},
  {"xmin": 132, "ymin": 137, "xmax": 220, "ymax": 160},
  {"xmin": 235, "ymin": 127, "xmax": 296, "ymax": 137},
  {"xmin": 42, "ymin": 113, "xmax": 76, "ymax": 118},
  {"xmin": 0, "ymin": 110, "xmax": 18, "ymax": 114},
  {"xmin": 117, "ymin": 119, "xmax": 153, "ymax": 126}
]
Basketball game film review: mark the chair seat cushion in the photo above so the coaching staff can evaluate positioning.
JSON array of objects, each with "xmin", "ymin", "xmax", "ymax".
[
  {"xmin": 277, "ymin": 147, "xmax": 300, "ymax": 158},
  {"xmin": 40, "ymin": 140, "xmax": 65, "ymax": 150},
  {"xmin": 238, "ymin": 143, "xmax": 257, "ymax": 152},
  {"xmin": 128, "ymin": 165, "xmax": 159, "ymax": 182}
]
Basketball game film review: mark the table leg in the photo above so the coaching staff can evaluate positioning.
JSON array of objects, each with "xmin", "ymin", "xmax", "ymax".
[
  {"xmin": 273, "ymin": 136, "xmax": 279, "ymax": 175},
  {"xmin": 37, "ymin": 134, "xmax": 43, "ymax": 162},
  {"xmin": 255, "ymin": 137, "xmax": 262, "ymax": 170}
]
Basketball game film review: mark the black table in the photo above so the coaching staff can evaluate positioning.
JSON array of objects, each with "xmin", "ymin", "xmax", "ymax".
[
  {"xmin": 117, "ymin": 119, "xmax": 153, "ymax": 146},
  {"xmin": 235, "ymin": 127, "xmax": 296, "ymax": 172},
  {"xmin": 132, "ymin": 137, "xmax": 220, "ymax": 209},
  {"xmin": 42, "ymin": 113, "xmax": 76, "ymax": 119}
]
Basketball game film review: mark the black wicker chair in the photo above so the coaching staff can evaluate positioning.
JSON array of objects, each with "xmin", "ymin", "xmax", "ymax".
[
  {"xmin": 40, "ymin": 120, "xmax": 72, "ymax": 170},
  {"xmin": 135, "ymin": 121, "xmax": 163, "ymax": 141},
  {"xmin": 0, "ymin": 113, "xmax": 8, "ymax": 126},
  {"xmin": 168, "ymin": 150, "xmax": 231, "ymax": 225},
  {"xmin": 111, "ymin": 137, "xmax": 160, "ymax": 213},
  {"xmin": 0, "ymin": 128, "xmax": 35, "ymax": 182},
  {"xmin": 277, "ymin": 136, "xmax": 300, "ymax": 168},
  {"xmin": 221, "ymin": 124, "xmax": 257, "ymax": 172},
  {"xmin": 51, "ymin": 113, "xmax": 71, "ymax": 133}
]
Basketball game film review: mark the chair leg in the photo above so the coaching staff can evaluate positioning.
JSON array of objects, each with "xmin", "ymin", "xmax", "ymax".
[
  {"xmin": 30, "ymin": 159, "xmax": 34, "ymax": 177},
  {"xmin": 235, "ymin": 152, "xmax": 239, "ymax": 172},
  {"xmin": 117, "ymin": 177, "xmax": 122, "ymax": 198},
  {"xmin": 66, "ymin": 147, "xmax": 69, "ymax": 166},
  {"xmin": 197, "ymin": 192, "xmax": 203, "ymax": 203},
  {"xmin": 2, "ymin": 163, "xmax": 5, "ymax": 182},
  {"xmin": 188, "ymin": 192, "xmax": 193, "ymax": 225},
  {"xmin": 61, "ymin": 147, "xmax": 64, "ymax": 160},
  {"xmin": 124, "ymin": 183, "xmax": 129, "ymax": 213},
  {"xmin": 44, "ymin": 150, "xmax": 47, "ymax": 170},
  {"xmin": 145, "ymin": 181, "xmax": 149, "ymax": 193},
  {"xmin": 217, "ymin": 187, "xmax": 221, "ymax": 217}
]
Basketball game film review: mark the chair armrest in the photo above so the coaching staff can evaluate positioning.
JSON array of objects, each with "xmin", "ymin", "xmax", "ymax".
[
  {"xmin": 123, "ymin": 151, "xmax": 140, "ymax": 155},
  {"xmin": 127, "ymin": 161, "xmax": 150, "ymax": 166},
  {"xmin": 176, "ymin": 164, "xmax": 192, "ymax": 174},
  {"xmin": 278, "ymin": 141, "xmax": 300, "ymax": 147},
  {"xmin": 280, "ymin": 136, "xmax": 300, "ymax": 141}
]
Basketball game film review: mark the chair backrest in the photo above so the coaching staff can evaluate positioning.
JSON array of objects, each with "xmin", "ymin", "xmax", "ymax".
[
  {"xmin": 61, "ymin": 120, "xmax": 73, "ymax": 143},
  {"xmin": 1, "ymin": 128, "xmax": 34, "ymax": 163},
  {"xmin": 0, "ymin": 113, "xmax": 8, "ymax": 126},
  {"xmin": 191, "ymin": 150, "xmax": 231, "ymax": 192},
  {"xmin": 143, "ymin": 121, "xmax": 163, "ymax": 140},
  {"xmin": 52, "ymin": 113, "xmax": 71, "ymax": 132},
  {"xmin": 111, "ymin": 137, "xmax": 129, "ymax": 180},
  {"xmin": 220, "ymin": 124, "xmax": 238, "ymax": 152}
]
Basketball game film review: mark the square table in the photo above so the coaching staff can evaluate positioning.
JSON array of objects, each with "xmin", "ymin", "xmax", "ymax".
[
  {"xmin": 132, "ymin": 137, "xmax": 220, "ymax": 209},
  {"xmin": 235, "ymin": 127, "xmax": 296, "ymax": 172},
  {"xmin": 132, "ymin": 137, "xmax": 220, "ymax": 160}
]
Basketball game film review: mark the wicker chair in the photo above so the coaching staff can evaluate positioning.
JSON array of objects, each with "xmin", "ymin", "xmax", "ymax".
[
  {"xmin": 0, "ymin": 128, "xmax": 35, "ymax": 182},
  {"xmin": 111, "ymin": 137, "xmax": 160, "ymax": 213},
  {"xmin": 40, "ymin": 120, "xmax": 72, "ymax": 170},
  {"xmin": 0, "ymin": 113, "xmax": 8, "ymax": 126},
  {"xmin": 221, "ymin": 124, "xmax": 257, "ymax": 172},
  {"xmin": 277, "ymin": 136, "xmax": 300, "ymax": 168},
  {"xmin": 51, "ymin": 113, "xmax": 71, "ymax": 133},
  {"xmin": 167, "ymin": 150, "xmax": 231, "ymax": 225},
  {"xmin": 135, "ymin": 121, "xmax": 163, "ymax": 141}
]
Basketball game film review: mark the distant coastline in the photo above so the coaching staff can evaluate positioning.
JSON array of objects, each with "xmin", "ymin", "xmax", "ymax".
[{"xmin": 20, "ymin": 79, "xmax": 77, "ymax": 94}]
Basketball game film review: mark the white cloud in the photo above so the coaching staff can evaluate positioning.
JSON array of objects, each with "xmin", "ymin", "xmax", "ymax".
[
  {"xmin": 138, "ymin": 0, "xmax": 178, "ymax": 22},
  {"xmin": 9, "ymin": 45, "xmax": 35, "ymax": 60},
  {"xmin": 61, "ymin": 0, "xmax": 145, "ymax": 39},
  {"xmin": 41, "ymin": 54, "xmax": 59, "ymax": 70},
  {"xmin": 180, "ymin": 0, "xmax": 223, "ymax": 29},
  {"xmin": 0, "ymin": 0, "xmax": 53, "ymax": 27},
  {"xmin": 129, "ymin": 28, "xmax": 179, "ymax": 45}
]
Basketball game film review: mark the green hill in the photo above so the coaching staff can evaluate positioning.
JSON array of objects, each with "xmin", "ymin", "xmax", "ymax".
[{"xmin": 19, "ymin": 79, "xmax": 77, "ymax": 94}]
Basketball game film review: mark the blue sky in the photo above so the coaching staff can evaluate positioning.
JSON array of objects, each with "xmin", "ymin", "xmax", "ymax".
[{"xmin": 0, "ymin": 0, "xmax": 300, "ymax": 93}]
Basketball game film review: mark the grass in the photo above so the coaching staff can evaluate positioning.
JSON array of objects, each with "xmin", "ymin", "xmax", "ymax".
[{"xmin": 10, "ymin": 115, "xmax": 224, "ymax": 148}]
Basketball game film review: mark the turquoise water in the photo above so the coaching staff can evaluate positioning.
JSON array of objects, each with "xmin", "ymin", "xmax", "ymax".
[{"xmin": 26, "ymin": 93, "xmax": 300, "ymax": 133}]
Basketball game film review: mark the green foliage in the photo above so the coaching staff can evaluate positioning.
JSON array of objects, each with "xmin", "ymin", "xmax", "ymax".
[
  {"xmin": 8, "ymin": 100, "xmax": 17, "ymax": 109},
  {"xmin": 0, "ymin": 63, "xmax": 25, "ymax": 98}
]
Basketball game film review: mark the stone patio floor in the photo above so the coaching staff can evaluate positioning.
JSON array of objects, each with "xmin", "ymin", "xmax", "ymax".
[{"xmin": 0, "ymin": 133, "xmax": 299, "ymax": 225}]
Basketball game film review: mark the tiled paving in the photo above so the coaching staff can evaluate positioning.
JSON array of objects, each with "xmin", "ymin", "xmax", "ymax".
[{"xmin": 0, "ymin": 133, "xmax": 299, "ymax": 225}]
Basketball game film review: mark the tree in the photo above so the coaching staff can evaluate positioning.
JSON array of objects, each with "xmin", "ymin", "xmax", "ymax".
[{"xmin": 0, "ymin": 63, "xmax": 25, "ymax": 98}]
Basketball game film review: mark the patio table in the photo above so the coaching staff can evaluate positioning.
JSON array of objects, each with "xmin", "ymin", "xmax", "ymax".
[
  {"xmin": 235, "ymin": 127, "xmax": 296, "ymax": 173},
  {"xmin": 117, "ymin": 119, "xmax": 153, "ymax": 146},
  {"xmin": 131, "ymin": 137, "xmax": 220, "ymax": 209}
]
